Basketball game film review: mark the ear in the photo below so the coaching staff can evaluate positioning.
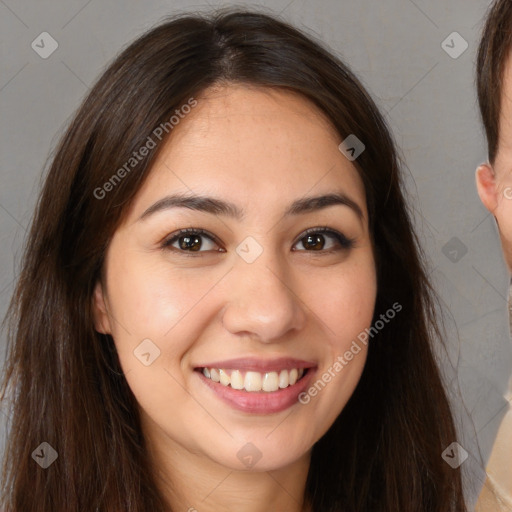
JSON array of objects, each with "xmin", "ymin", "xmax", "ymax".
[
  {"xmin": 92, "ymin": 281, "xmax": 112, "ymax": 334},
  {"xmin": 476, "ymin": 163, "xmax": 499, "ymax": 213}
]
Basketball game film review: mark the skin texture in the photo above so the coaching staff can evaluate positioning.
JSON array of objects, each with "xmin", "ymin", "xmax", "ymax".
[
  {"xmin": 476, "ymin": 55, "xmax": 512, "ymax": 274},
  {"xmin": 92, "ymin": 84, "xmax": 377, "ymax": 512}
]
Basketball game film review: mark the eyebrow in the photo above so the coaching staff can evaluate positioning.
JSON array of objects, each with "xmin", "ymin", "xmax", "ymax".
[{"xmin": 138, "ymin": 191, "xmax": 364, "ymax": 222}]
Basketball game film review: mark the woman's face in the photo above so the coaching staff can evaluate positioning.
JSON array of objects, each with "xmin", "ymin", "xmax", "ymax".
[{"xmin": 93, "ymin": 85, "xmax": 377, "ymax": 472}]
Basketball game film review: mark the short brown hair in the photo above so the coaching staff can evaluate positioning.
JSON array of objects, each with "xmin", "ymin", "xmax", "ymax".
[{"xmin": 477, "ymin": 0, "xmax": 512, "ymax": 164}]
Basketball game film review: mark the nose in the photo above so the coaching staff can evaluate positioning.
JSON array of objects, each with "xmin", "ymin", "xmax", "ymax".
[{"xmin": 221, "ymin": 249, "xmax": 307, "ymax": 342}]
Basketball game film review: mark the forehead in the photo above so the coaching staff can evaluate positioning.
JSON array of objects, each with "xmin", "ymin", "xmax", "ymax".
[
  {"xmin": 172, "ymin": 84, "xmax": 340, "ymax": 151},
  {"xmin": 498, "ymin": 54, "xmax": 512, "ymax": 155},
  {"xmin": 124, "ymin": 85, "xmax": 367, "ymax": 221}
]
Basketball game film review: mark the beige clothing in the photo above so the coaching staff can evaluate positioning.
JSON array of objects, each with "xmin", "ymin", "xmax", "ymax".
[
  {"xmin": 475, "ymin": 281, "xmax": 512, "ymax": 512},
  {"xmin": 475, "ymin": 397, "xmax": 512, "ymax": 511}
]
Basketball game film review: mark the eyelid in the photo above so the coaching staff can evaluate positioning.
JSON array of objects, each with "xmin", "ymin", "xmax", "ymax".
[
  {"xmin": 292, "ymin": 226, "xmax": 355, "ymax": 251},
  {"xmin": 161, "ymin": 226, "xmax": 355, "ymax": 254},
  {"xmin": 161, "ymin": 228, "xmax": 223, "ymax": 254}
]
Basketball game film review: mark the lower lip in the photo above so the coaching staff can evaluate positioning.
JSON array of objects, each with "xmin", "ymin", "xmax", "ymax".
[{"xmin": 195, "ymin": 368, "xmax": 316, "ymax": 414}]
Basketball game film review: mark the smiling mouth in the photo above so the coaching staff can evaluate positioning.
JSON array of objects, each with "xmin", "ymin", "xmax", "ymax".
[{"xmin": 194, "ymin": 367, "xmax": 309, "ymax": 393}]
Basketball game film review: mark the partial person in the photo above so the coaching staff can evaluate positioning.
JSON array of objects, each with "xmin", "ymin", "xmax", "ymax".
[{"xmin": 475, "ymin": 1, "xmax": 512, "ymax": 510}]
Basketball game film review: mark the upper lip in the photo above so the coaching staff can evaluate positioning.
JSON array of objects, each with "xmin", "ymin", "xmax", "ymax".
[{"xmin": 195, "ymin": 357, "xmax": 317, "ymax": 373}]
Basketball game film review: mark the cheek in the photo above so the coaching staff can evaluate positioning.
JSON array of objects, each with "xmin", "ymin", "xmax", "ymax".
[
  {"xmin": 105, "ymin": 253, "xmax": 220, "ymax": 344},
  {"xmin": 303, "ymin": 255, "xmax": 377, "ymax": 346},
  {"xmin": 296, "ymin": 255, "xmax": 376, "ymax": 419},
  {"xmin": 496, "ymin": 199, "xmax": 512, "ymax": 243},
  {"xmin": 103, "ymin": 256, "xmax": 214, "ymax": 423}
]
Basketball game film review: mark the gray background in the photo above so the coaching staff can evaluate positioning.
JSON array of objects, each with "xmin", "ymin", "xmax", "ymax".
[{"xmin": 0, "ymin": 0, "xmax": 510, "ymax": 508}]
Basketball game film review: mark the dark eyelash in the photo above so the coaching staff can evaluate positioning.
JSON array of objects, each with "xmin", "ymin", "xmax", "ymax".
[
  {"xmin": 161, "ymin": 228, "xmax": 220, "ymax": 250},
  {"xmin": 296, "ymin": 226, "xmax": 356, "ymax": 251},
  {"xmin": 161, "ymin": 226, "xmax": 355, "ymax": 253}
]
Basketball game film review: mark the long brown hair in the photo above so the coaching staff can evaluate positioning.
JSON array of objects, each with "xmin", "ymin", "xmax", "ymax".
[{"xmin": 1, "ymin": 8, "xmax": 467, "ymax": 511}]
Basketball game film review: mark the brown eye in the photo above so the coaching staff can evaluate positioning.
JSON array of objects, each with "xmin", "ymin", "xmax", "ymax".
[
  {"xmin": 162, "ymin": 228, "xmax": 222, "ymax": 254},
  {"xmin": 293, "ymin": 227, "xmax": 355, "ymax": 252},
  {"xmin": 178, "ymin": 234, "xmax": 202, "ymax": 251},
  {"xmin": 301, "ymin": 234, "xmax": 326, "ymax": 250}
]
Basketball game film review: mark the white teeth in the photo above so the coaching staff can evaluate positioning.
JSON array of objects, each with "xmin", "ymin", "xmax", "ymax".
[
  {"xmin": 201, "ymin": 367, "xmax": 307, "ymax": 392},
  {"xmin": 244, "ymin": 371, "xmax": 262, "ymax": 392},
  {"xmin": 262, "ymin": 371, "xmax": 279, "ymax": 392},
  {"xmin": 230, "ymin": 370, "xmax": 244, "ymax": 390},
  {"xmin": 278, "ymin": 369, "xmax": 289, "ymax": 388},
  {"xmin": 219, "ymin": 369, "xmax": 230, "ymax": 387}
]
